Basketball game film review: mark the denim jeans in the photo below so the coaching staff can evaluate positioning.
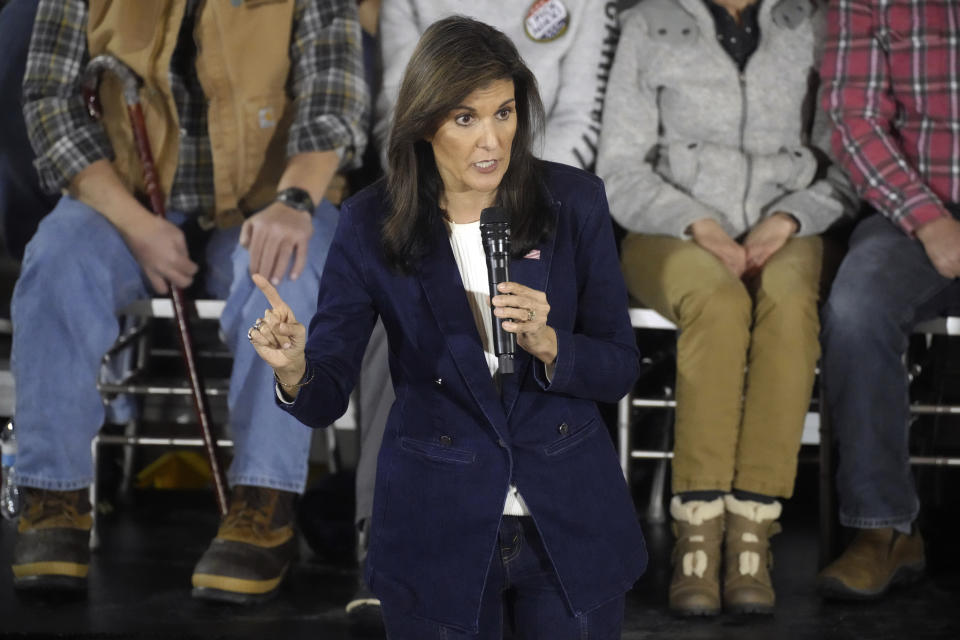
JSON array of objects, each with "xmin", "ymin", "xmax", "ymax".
[
  {"xmin": 11, "ymin": 195, "xmax": 339, "ymax": 494},
  {"xmin": 820, "ymin": 213, "xmax": 960, "ymax": 530},
  {"xmin": 381, "ymin": 516, "xmax": 625, "ymax": 640}
]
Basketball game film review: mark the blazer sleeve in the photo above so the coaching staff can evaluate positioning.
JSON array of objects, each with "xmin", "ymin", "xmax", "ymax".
[
  {"xmin": 279, "ymin": 199, "xmax": 379, "ymax": 429},
  {"xmin": 533, "ymin": 179, "xmax": 640, "ymax": 403}
]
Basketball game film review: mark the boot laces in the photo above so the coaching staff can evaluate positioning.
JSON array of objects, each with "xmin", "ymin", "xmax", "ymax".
[
  {"xmin": 24, "ymin": 489, "xmax": 87, "ymax": 528},
  {"xmin": 221, "ymin": 491, "xmax": 274, "ymax": 537}
]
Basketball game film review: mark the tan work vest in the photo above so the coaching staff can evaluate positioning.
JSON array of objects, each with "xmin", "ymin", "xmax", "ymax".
[{"xmin": 87, "ymin": 0, "xmax": 295, "ymax": 228}]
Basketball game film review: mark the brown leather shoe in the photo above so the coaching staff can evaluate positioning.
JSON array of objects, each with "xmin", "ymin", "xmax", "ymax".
[
  {"xmin": 12, "ymin": 488, "xmax": 92, "ymax": 591},
  {"xmin": 191, "ymin": 486, "xmax": 299, "ymax": 604},
  {"xmin": 817, "ymin": 527, "xmax": 925, "ymax": 600},
  {"xmin": 722, "ymin": 495, "xmax": 781, "ymax": 615},
  {"xmin": 668, "ymin": 496, "xmax": 724, "ymax": 616}
]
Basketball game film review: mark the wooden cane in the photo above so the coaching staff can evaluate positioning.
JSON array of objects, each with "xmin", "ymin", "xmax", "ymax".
[{"xmin": 82, "ymin": 55, "xmax": 229, "ymax": 516}]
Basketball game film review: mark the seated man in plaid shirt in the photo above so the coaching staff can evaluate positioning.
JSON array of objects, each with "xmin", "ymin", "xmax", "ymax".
[
  {"xmin": 10, "ymin": 0, "xmax": 367, "ymax": 604},
  {"xmin": 817, "ymin": 0, "xmax": 960, "ymax": 600}
]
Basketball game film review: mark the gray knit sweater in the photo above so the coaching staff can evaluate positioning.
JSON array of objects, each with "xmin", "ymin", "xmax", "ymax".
[{"xmin": 597, "ymin": 0, "xmax": 856, "ymax": 238}]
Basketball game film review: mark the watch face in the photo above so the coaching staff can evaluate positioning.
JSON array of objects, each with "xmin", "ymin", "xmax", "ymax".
[{"xmin": 277, "ymin": 187, "xmax": 314, "ymax": 212}]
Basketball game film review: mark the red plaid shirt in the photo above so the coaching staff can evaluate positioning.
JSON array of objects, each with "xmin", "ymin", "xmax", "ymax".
[{"xmin": 820, "ymin": 0, "xmax": 960, "ymax": 234}]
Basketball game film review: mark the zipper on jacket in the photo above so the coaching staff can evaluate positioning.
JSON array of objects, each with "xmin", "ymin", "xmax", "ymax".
[{"xmin": 738, "ymin": 71, "xmax": 752, "ymax": 231}]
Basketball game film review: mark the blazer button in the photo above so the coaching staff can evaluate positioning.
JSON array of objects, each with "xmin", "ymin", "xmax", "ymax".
[
  {"xmin": 558, "ymin": 423, "xmax": 569, "ymax": 435},
  {"xmin": 435, "ymin": 377, "xmax": 443, "ymax": 386},
  {"xmin": 439, "ymin": 435, "xmax": 453, "ymax": 446}
]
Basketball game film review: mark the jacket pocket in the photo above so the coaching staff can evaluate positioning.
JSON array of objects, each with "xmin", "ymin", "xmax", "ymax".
[
  {"xmin": 543, "ymin": 417, "xmax": 600, "ymax": 457},
  {"xmin": 752, "ymin": 147, "xmax": 817, "ymax": 199},
  {"xmin": 666, "ymin": 142, "xmax": 701, "ymax": 190},
  {"xmin": 400, "ymin": 436, "xmax": 476, "ymax": 465}
]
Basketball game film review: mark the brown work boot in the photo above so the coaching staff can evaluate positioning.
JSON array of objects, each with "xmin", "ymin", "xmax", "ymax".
[
  {"xmin": 668, "ymin": 496, "xmax": 724, "ymax": 616},
  {"xmin": 722, "ymin": 495, "xmax": 781, "ymax": 615},
  {"xmin": 191, "ymin": 485, "xmax": 299, "ymax": 604},
  {"xmin": 11, "ymin": 488, "xmax": 92, "ymax": 591},
  {"xmin": 817, "ymin": 527, "xmax": 925, "ymax": 600}
]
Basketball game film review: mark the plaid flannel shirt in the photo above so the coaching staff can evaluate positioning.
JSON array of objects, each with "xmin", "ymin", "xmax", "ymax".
[
  {"xmin": 820, "ymin": 0, "xmax": 960, "ymax": 234},
  {"xmin": 23, "ymin": 0, "xmax": 368, "ymax": 214}
]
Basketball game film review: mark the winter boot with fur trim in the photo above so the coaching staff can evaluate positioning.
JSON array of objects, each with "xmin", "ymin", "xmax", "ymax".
[
  {"xmin": 668, "ymin": 496, "xmax": 725, "ymax": 616},
  {"xmin": 722, "ymin": 494, "xmax": 782, "ymax": 614}
]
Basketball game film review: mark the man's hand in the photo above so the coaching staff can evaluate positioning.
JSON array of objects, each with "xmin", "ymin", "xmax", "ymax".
[
  {"xmin": 688, "ymin": 218, "xmax": 747, "ymax": 278},
  {"xmin": 916, "ymin": 216, "xmax": 960, "ymax": 279},
  {"xmin": 742, "ymin": 212, "xmax": 799, "ymax": 277},
  {"xmin": 67, "ymin": 160, "xmax": 198, "ymax": 294},
  {"xmin": 123, "ymin": 212, "xmax": 199, "ymax": 294},
  {"xmin": 240, "ymin": 201, "xmax": 314, "ymax": 285}
]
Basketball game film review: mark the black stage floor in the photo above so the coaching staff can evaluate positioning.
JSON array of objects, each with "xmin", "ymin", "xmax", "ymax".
[{"xmin": 1, "ymin": 465, "xmax": 959, "ymax": 639}]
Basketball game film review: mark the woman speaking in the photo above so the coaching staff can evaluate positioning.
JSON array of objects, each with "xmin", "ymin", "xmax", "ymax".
[{"xmin": 248, "ymin": 17, "xmax": 646, "ymax": 639}]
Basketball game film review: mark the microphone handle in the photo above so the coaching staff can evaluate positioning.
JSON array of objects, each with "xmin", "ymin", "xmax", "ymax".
[{"xmin": 487, "ymin": 252, "xmax": 516, "ymax": 374}]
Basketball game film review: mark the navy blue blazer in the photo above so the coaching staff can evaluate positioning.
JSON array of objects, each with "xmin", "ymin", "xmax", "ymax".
[{"xmin": 281, "ymin": 162, "xmax": 647, "ymax": 632}]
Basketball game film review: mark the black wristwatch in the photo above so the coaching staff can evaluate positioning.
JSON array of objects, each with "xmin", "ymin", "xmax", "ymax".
[{"xmin": 274, "ymin": 187, "xmax": 315, "ymax": 214}]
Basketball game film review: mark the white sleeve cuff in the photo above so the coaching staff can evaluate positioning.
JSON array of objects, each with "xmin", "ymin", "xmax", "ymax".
[
  {"xmin": 544, "ymin": 360, "xmax": 557, "ymax": 383},
  {"xmin": 275, "ymin": 383, "xmax": 296, "ymax": 404}
]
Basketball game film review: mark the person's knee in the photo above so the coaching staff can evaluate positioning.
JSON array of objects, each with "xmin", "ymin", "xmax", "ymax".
[
  {"xmin": 21, "ymin": 204, "xmax": 117, "ymax": 279},
  {"xmin": 679, "ymin": 278, "xmax": 751, "ymax": 329},
  {"xmin": 821, "ymin": 278, "xmax": 896, "ymax": 347},
  {"xmin": 755, "ymin": 272, "xmax": 819, "ymax": 322},
  {"xmin": 24, "ymin": 198, "xmax": 117, "ymax": 266}
]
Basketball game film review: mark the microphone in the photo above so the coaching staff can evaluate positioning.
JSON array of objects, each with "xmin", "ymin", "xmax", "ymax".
[{"xmin": 480, "ymin": 206, "xmax": 516, "ymax": 374}]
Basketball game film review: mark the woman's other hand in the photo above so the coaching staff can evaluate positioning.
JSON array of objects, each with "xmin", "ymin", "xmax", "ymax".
[
  {"xmin": 492, "ymin": 282, "xmax": 557, "ymax": 365},
  {"xmin": 688, "ymin": 218, "xmax": 747, "ymax": 278},
  {"xmin": 742, "ymin": 212, "xmax": 798, "ymax": 278},
  {"xmin": 250, "ymin": 273, "xmax": 308, "ymax": 388}
]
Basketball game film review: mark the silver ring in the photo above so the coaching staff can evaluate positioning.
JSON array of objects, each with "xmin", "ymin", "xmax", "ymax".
[
  {"xmin": 527, "ymin": 308, "xmax": 536, "ymax": 322},
  {"xmin": 247, "ymin": 327, "xmax": 256, "ymax": 341},
  {"xmin": 254, "ymin": 318, "xmax": 263, "ymax": 331}
]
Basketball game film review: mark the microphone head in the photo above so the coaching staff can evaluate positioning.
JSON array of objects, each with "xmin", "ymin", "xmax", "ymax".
[{"xmin": 480, "ymin": 206, "xmax": 509, "ymax": 226}]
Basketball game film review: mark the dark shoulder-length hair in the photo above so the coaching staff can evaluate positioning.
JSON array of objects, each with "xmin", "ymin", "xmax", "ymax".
[{"xmin": 383, "ymin": 16, "xmax": 551, "ymax": 274}]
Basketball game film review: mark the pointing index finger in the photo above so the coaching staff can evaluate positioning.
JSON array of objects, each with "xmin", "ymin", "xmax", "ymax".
[{"xmin": 252, "ymin": 273, "xmax": 294, "ymax": 317}]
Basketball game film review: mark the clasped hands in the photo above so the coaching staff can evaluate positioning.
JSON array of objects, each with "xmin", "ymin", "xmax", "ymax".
[{"xmin": 688, "ymin": 212, "xmax": 799, "ymax": 280}]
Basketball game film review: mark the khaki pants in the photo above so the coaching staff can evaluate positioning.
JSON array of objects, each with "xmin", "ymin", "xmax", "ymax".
[{"xmin": 621, "ymin": 234, "xmax": 823, "ymax": 498}]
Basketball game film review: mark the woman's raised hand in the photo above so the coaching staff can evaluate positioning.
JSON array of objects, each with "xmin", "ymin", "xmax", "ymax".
[{"xmin": 249, "ymin": 273, "xmax": 307, "ymax": 386}]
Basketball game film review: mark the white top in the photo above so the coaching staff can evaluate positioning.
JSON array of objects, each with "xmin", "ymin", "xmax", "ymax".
[{"xmin": 447, "ymin": 219, "xmax": 531, "ymax": 517}]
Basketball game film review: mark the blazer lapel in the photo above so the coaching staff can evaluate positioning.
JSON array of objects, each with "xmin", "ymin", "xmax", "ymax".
[
  {"xmin": 500, "ymin": 200, "xmax": 559, "ymax": 418},
  {"xmin": 418, "ymin": 218, "xmax": 508, "ymax": 433}
]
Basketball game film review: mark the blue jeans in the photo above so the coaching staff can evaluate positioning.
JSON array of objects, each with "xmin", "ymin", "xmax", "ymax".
[
  {"xmin": 381, "ymin": 516, "xmax": 625, "ymax": 640},
  {"xmin": 11, "ymin": 195, "xmax": 339, "ymax": 493},
  {"xmin": 820, "ymin": 213, "xmax": 960, "ymax": 530}
]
